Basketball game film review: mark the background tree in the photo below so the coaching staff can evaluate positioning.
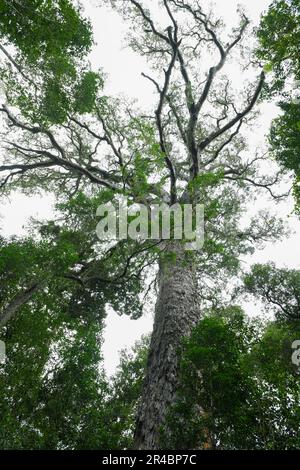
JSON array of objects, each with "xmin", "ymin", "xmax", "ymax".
[
  {"xmin": 257, "ymin": 0, "xmax": 300, "ymax": 211},
  {"xmin": 0, "ymin": 263, "xmax": 109, "ymax": 449},
  {"xmin": 105, "ymin": 336, "xmax": 149, "ymax": 449},
  {"xmin": 0, "ymin": 0, "xmax": 101, "ymax": 124},
  {"xmin": 0, "ymin": 301, "xmax": 147, "ymax": 449},
  {"xmin": 162, "ymin": 307, "xmax": 300, "ymax": 450},
  {"xmin": 244, "ymin": 263, "xmax": 300, "ymax": 320}
]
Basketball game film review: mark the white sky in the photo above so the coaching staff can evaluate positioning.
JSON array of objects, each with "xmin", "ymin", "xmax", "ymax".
[{"xmin": 0, "ymin": 0, "xmax": 299, "ymax": 375}]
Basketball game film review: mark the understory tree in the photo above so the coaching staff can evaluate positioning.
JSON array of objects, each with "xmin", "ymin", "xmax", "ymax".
[
  {"xmin": 0, "ymin": 0, "xmax": 293, "ymax": 450},
  {"xmin": 162, "ymin": 306, "xmax": 300, "ymax": 449},
  {"xmin": 244, "ymin": 263, "xmax": 300, "ymax": 321}
]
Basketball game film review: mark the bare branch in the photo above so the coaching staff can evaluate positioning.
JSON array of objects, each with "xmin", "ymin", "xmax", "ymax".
[
  {"xmin": 142, "ymin": 40, "xmax": 178, "ymax": 202},
  {"xmin": 0, "ymin": 106, "xmax": 121, "ymax": 190},
  {"xmin": 0, "ymin": 43, "xmax": 37, "ymax": 90},
  {"xmin": 203, "ymin": 120, "xmax": 243, "ymax": 167},
  {"xmin": 129, "ymin": 0, "xmax": 170, "ymax": 43},
  {"xmin": 198, "ymin": 72, "xmax": 265, "ymax": 152}
]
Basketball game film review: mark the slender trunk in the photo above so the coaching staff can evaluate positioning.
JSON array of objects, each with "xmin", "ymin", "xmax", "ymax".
[{"xmin": 134, "ymin": 243, "xmax": 200, "ymax": 449}]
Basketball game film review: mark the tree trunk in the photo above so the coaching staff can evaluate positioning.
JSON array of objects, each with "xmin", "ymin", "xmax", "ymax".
[
  {"xmin": 0, "ymin": 282, "xmax": 41, "ymax": 329},
  {"xmin": 134, "ymin": 243, "xmax": 200, "ymax": 449}
]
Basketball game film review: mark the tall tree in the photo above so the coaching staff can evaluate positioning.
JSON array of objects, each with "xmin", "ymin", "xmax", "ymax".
[{"xmin": 0, "ymin": 0, "xmax": 287, "ymax": 449}]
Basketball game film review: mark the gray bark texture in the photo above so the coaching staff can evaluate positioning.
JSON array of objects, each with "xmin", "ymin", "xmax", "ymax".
[{"xmin": 134, "ymin": 243, "xmax": 200, "ymax": 449}]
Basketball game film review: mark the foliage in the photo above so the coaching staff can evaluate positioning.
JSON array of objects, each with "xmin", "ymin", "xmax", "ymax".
[
  {"xmin": 0, "ymin": 281, "xmax": 108, "ymax": 448},
  {"xmin": 244, "ymin": 263, "xmax": 300, "ymax": 320},
  {"xmin": 270, "ymin": 103, "xmax": 300, "ymax": 173},
  {"xmin": 257, "ymin": 0, "xmax": 300, "ymax": 95},
  {"xmin": 0, "ymin": 0, "xmax": 101, "ymax": 124},
  {"xmin": 163, "ymin": 307, "xmax": 300, "ymax": 449},
  {"xmin": 257, "ymin": 0, "xmax": 300, "ymax": 209},
  {"xmin": 105, "ymin": 336, "xmax": 149, "ymax": 449},
  {"xmin": 0, "ymin": 315, "xmax": 147, "ymax": 449},
  {"xmin": 269, "ymin": 101, "xmax": 300, "ymax": 211}
]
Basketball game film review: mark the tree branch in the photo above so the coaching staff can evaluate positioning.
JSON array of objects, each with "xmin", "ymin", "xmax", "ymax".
[
  {"xmin": 198, "ymin": 71, "xmax": 265, "ymax": 152},
  {"xmin": 0, "ymin": 282, "xmax": 41, "ymax": 328}
]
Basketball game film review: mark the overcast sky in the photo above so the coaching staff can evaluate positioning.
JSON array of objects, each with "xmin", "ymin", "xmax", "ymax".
[{"xmin": 0, "ymin": 0, "xmax": 299, "ymax": 375}]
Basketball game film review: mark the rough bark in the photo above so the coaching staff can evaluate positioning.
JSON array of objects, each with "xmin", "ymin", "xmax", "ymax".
[{"xmin": 134, "ymin": 242, "xmax": 200, "ymax": 449}]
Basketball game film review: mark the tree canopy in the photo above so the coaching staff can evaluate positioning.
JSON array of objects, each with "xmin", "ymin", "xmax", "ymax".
[{"xmin": 0, "ymin": 0, "xmax": 101, "ymax": 124}]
